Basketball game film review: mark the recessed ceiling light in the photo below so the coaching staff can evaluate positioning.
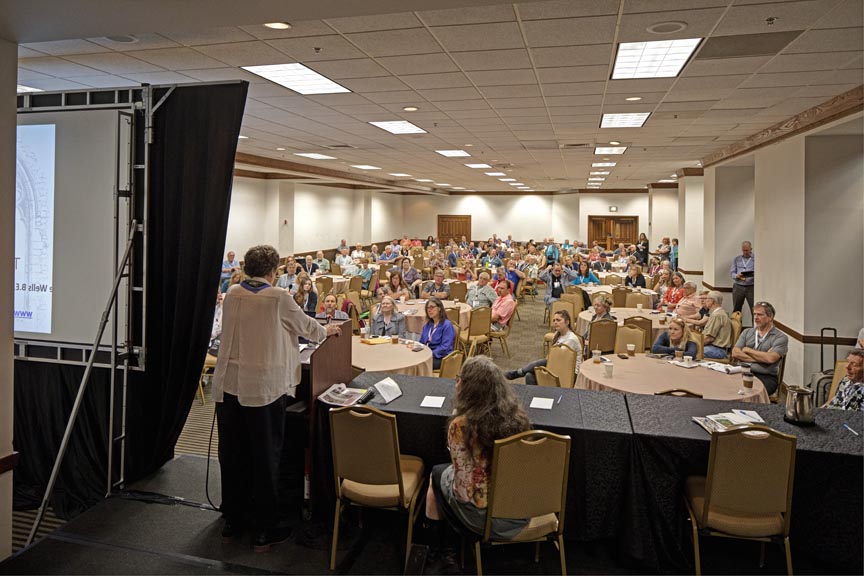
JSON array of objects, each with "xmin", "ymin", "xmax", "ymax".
[
  {"xmin": 295, "ymin": 152, "xmax": 336, "ymax": 160},
  {"xmin": 402, "ymin": 106, "xmax": 419, "ymax": 112},
  {"xmin": 485, "ymin": 172, "xmax": 506, "ymax": 176},
  {"xmin": 590, "ymin": 171, "xmax": 610, "ymax": 175},
  {"xmin": 242, "ymin": 63, "xmax": 350, "ymax": 94},
  {"xmin": 352, "ymin": 165, "xmax": 381, "ymax": 170},
  {"xmin": 451, "ymin": 187, "xmax": 466, "ymax": 190},
  {"xmin": 464, "ymin": 144, "xmax": 473, "ymax": 147},
  {"xmin": 508, "ymin": 183, "xmax": 524, "ymax": 186},
  {"xmin": 465, "ymin": 163, "xmax": 491, "ymax": 169},
  {"xmin": 670, "ymin": 174, "xmax": 677, "ymax": 178},
  {"xmin": 595, "ymin": 147, "xmax": 627, "ymax": 155},
  {"xmin": 389, "ymin": 173, "xmax": 412, "ymax": 177},
  {"xmin": 238, "ymin": 135, "xmax": 248, "ymax": 139},
  {"xmin": 589, "ymin": 177, "xmax": 606, "ymax": 181},
  {"xmin": 601, "ymin": 113, "xmax": 650, "ymax": 128},
  {"xmin": 592, "ymin": 162, "xmax": 617, "ymax": 167},
  {"xmin": 369, "ymin": 120, "xmax": 427, "ymax": 134},
  {"xmin": 646, "ymin": 21, "xmax": 688, "ymax": 34},
  {"xmin": 415, "ymin": 179, "xmax": 434, "ymax": 182},
  {"xmin": 276, "ymin": 147, "xmax": 286, "ymax": 151},
  {"xmin": 103, "ymin": 35, "xmax": 139, "ymax": 44},
  {"xmin": 609, "ymin": 141, "xmax": 622, "ymax": 145},
  {"xmin": 264, "ymin": 22, "xmax": 292, "ymax": 30},
  {"xmin": 435, "ymin": 150, "xmax": 471, "ymax": 157},
  {"xmin": 625, "ymin": 96, "xmax": 642, "ymax": 101},
  {"xmin": 612, "ymin": 38, "xmax": 702, "ymax": 79},
  {"xmin": 434, "ymin": 183, "xmax": 451, "ymax": 186},
  {"xmin": 499, "ymin": 178, "xmax": 517, "ymax": 182},
  {"xmin": 17, "ymin": 85, "xmax": 42, "ymax": 93}
]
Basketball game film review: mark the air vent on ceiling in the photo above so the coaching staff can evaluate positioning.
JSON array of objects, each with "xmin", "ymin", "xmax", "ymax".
[
  {"xmin": 102, "ymin": 35, "xmax": 139, "ymax": 44},
  {"xmin": 695, "ymin": 31, "xmax": 802, "ymax": 59},
  {"xmin": 559, "ymin": 142, "xmax": 593, "ymax": 149},
  {"xmin": 321, "ymin": 143, "xmax": 356, "ymax": 149},
  {"xmin": 521, "ymin": 140, "xmax": 559, "ymax": 150}
]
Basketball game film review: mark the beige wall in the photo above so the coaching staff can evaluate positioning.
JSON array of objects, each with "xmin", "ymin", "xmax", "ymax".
[{"xmin": 649, "ymin": 187, "xmax": 679, "ymax": 248}]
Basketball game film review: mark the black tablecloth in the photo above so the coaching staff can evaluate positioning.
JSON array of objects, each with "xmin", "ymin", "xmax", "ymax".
[
  {"xmin": 311, "ymin": 373, "xmax": 635, "ymax": 548},
  {"xmin": 626, "ymin": 394, "xmax": 864, "ymax": 573}
]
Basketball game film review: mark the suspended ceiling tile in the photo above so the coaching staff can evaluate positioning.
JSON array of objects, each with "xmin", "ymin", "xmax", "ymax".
[
  {"xmin": 418, "ymin": 87, "xmax": 482, "ymax": 101},
  {"xmin": 19, "ymin": 38, "xmax": 110, "ymax": 56},
  {"xmin": 431, "ymin": 22, "xmax": 525, "ymax": 51},
  {"xmin": 488, "ymin": 97, "xmax": 546, "ymax": 108},
  {"xmin": 119, "ymin": 71, "xmax": 198, "ymax": 84},
  {"xmin": 339, "ymin": 76, "xmax": 410, "ymax": 92},
  {"xmin": 714, "ymin": 0, "xmax": 841, "ymax": 36},
  {"xmin": 606, "ymin": 78, "xmax": 676, "ymax": 93},
  {"xmin": 785, "ymin": 27, "xmax": 864, "ymax": 53},
  {"xmin": 196, "ymin": 41, "xmax": 294, "ymax": 67},
  {"xmin": 617, "ymin": 8, "xmax": 726, "ymax": 43},
  {"xmin": 762, "ymin": 51, "xmax": 861, "ymax": 73},
  {"xmin": 469, "ymin": 69, "xmax": 538, "ymax": 86},
  {"xmin": 450, "ymin": 48, "xmax": 532, "ymax": 70},
  {"xmin": 813, "ymin": 0, "xmax": 863, "ymax": 28},
  {"xmin": 309, "ymin": 58, "xmax": 390, "ymax": 79},
  {"xmin": 543, "ymin": 94, "xmax": 603, "ymax": 106},
  {"xmin": 18, "ymin": 77, "xmax": 93, "ymax": 90},
  {"xmin": 664, "ymin": 88, "xmax": 735, "ymax": 101},
  {"xmin": 794, "ymin": 83, "xmax": 860, "ymax": 97},
  {"xmin": 364, "ymin": 90, "xmax": 424, "ymax": 103},
  {"xmin": 123, "ymin": 47, "xmax": 226, "ymax": 70},
  {"xmin": 522, "ymin": 16, "xmax": 618, "ymax": 47},
  {"xmin": 742, "ymin": 70, "xmax": 836, "ymax": 87},
  {"xmin": 18, "ymin": 46, "xmax": 47, "ymax": 58},
  {"xmin": 17, "ymin": 68, "xmax": 52, "ymax": 81},
  {"xmin": 400, "ymin": 72, "xmax": 472, "ymax": 89},
  {"xmin": 168, "ymin": 67, "xmax": 263, "ymax": 83},
  {"xmin": 377, "ymin": 53, "xmax": 458, "ymax": 75},
  {"xmin": 269, "ymin": 35, "xmax": 367, "ymax": 61},
  {"xmin": 18, "ymin": 56, "xmax": 104, "ymax": 77},
  {"xmin": 517, "ymin": 0, "xmax": 620, "ymax": 19},
  {"xmin": 446, "ymin": 108, "xmax": 498, "ymax": 119},
  {"xmin": 418, "ymin": 5, "xmax": 516, "ymax": 25},
  {"xmin": 537, "ymin": 65, "xmax": 610, "ymax": 84},
  {"xmin": 481, "ymin": 85, "xmax": 542, "ymax": 99},
  {"xmin": 675, "ymin": 74, "xmax": 749, "ymax": 91},
  {"xmin": 530, "ymin": 44, "xmax": 614, "ymax": 68},
  {"xmin": 542, "ymin": 81, "xmax": 606, "ymax": 96},
  {"xmin": 435, "ymin": 99, "xmax": 492, "ymax": 111},
  {"xmin": 161, "ymin": 27, "xmax": 256, "ymax": 46},
  {"xmin": 305, "ymin": 93, "xmax": 371, "ymax": 105},
  {"xmin": 624, "ymin": 0, "xmax": 730, "ymax": 12},
  {"xmin": 326, "ymin": 12, "xmax": 422, "ymax": 33},
  {"xmin": 683, "ymin": 56, "xmax": 772, "ymax": 77},
  {"xmin": 238, "ymin": 21, "xmax": 335, "ymax": 39}
]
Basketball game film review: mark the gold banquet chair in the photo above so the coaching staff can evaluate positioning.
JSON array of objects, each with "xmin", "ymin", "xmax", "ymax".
[
  {"xmin": 684, "ymin": 425, "xmax": 796, "ymax": 576},
  {"xmin": 535, "ymin": 366, "xmax": 561, "ymax": 388},
  {"xmin": 329, "ymin": 406, "xmax": 425, "ymax": 571},
  {"xmin": 614, "ymin": 325, "xmax": 646, "ymax": 355},
  {"xmin": 623, "ymin": 316, "xmax": 653, "ymax": 352},
  {"xmin": 546, "ymin": 344, "xmax": 578, "ymax": 389},
  {"xmin": 544, "ymin": 300, "xmax": 575, "ymax": 357},
  {"xmin": 469, "ymin": 431, "xmax": 572, "ymax": 576},
  {"xmin": 624, "ymin": 292, "xmax": 652, "ymax": 310},
  {"xmin": 449, "ymin": 281, "xmax": 468, "ymax": 304},
  {"xmin": 611, "ymin": 286, "xmax": 630, "ymax": 308},
  {"xmin": 656, "ymin": 388, "xmax": 703, "ymax": 398},
  {"xmin": 459, "ymin": 306, "xmax": 491, "ymax": 357},
  {"xmin": 435, "ymin": 350, "xmax": 464, "ymax": 379},
  {"xmin": 587, "ymin": 318, "xmax": 617, "ymax": 355},
  {"xmin": 490, "ymin": 301, "xmax": 516, "ymax": 358}
]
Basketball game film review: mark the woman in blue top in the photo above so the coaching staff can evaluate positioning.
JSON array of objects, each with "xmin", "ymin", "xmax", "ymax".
[
  {"xmin": 570, "ymin": 261, "xmax": 600, "ymax": 286},
  {"xmin": 670, "ymin": 238, "xmax": 679, "ymax": 271},
  {"xmin": 419, "ymin": 296, "xmax": 456, "ymax": 370},
  {"xmin": 358, "ymin": 258, "xmax": 374, "ymax": 290},
  {"xmin": 651, "ymin": 317, "xmax": 698, "ymax": 358}
]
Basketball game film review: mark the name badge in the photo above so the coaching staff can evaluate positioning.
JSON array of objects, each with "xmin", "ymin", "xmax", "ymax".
[{"xmin": 553, "ymin": 281, "xmax": 560, "ymax": 289}]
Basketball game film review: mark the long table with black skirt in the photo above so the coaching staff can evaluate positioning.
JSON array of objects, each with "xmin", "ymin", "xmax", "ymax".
[
  {"xmin": 625, "ymin": 394, "xmax": 864, "ymax": 574},
  {"xmin": 311, "ymin": 373, "xmax": 638, "ymax": 553}
]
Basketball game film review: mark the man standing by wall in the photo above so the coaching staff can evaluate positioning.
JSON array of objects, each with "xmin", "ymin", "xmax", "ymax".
[{"xmin": 730, "ymin": 241, "xmax": 755, "ymax": 322}]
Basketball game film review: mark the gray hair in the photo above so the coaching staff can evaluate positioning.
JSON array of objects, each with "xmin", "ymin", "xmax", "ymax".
[
  {"xmin": 683, "ymin": 281, "xmax": 697, "ymax": 291},
  {"xmin": 742, "ymin": 241, "xmax": 752, "ymax": 249},
  {"xmin": 848, "ymin": 349, "xmax": 863, "ymax": 360},
  {"xmin": 706, "ymin": 290, "xmax": 723, "ymax": 305}
]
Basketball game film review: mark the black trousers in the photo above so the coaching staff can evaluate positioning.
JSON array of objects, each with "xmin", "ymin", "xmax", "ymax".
[
  {"xmin": 732, "ymin": 283, "xmax": 754, "ymax": 319},
  {"xmin": 216, "ymin": 392, "xmax": 288, "ymax": 531}
]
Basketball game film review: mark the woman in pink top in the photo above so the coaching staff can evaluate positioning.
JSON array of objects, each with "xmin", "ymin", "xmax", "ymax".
[{"xmin": 661, "ymin": 272, "xmax": 687, "ymax": 310}]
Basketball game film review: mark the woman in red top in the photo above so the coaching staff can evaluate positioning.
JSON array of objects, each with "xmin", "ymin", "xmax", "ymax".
[{"xmin": 661, "ymin": 271, "xmax": 687, "ymax": 310}]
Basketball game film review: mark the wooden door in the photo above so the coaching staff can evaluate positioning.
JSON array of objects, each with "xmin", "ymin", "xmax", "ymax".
[
  {"xmin": 587, "ymin": 216, "xmax": 639, "ymax": 249},
  {"xmin": 438, "ymin": 215, "xmax": 471, "ymax": 244}
]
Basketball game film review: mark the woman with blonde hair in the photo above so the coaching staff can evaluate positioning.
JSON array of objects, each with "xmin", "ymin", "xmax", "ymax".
[{"xmin": 652, "ymin": 317, "xmax": 697, "ymax": 358}]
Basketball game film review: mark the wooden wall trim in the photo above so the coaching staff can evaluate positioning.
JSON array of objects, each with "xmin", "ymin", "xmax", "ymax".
[
  {"xmin": 702, "ymin": 85, "xmax": 864, "ymax": 168},
  {"xmin": 0, "ymin": 452, "xmax": 19, "ymax": 476},
  {"xmin": 773, "ymin": 320, "xmax": 858, "ymax": 346},
  {"xmin": 678, "ymin": 268, "xmax": 703, "ymax": 275},
  {"xmin": 701, "ymin": 280, "xmax": 732, "ymax": 293},
  {"xmin": 649, "ymin": 182, "xmax": 678, "ymax": 189},
  {"xmin": 675, "ymin": 168, "xmax": 704, "ymax": 178}
]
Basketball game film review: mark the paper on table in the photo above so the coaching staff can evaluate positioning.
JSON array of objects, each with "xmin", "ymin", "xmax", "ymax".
[
  {"xmin": 420, "ymin": 396, "xmax": 445, "ymax": 408},
  {"xmin": 529, "ymin": 397, "xmax": 555, "ymax": 410},
  {"xmin": 374, "ymin": 377, "xmax": 403, "ymax": 404},
  {"xmin": 731, "ymin": 409, "xmax": 765, "ymax": 423}
]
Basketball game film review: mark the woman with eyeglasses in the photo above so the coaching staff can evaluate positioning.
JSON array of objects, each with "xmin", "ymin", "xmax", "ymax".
[{"xmin": 418, "ymin": 297, "xmax": 456, "ymax": 370}]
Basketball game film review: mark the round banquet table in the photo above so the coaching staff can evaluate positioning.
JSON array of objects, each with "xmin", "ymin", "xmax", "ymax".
[
  {"xmin": 316, "ymin": 274, "xmax": 350, "ymax": 294},
  {"xmin": 576, "ymin": 354, "xmax": 769, "ymax": 403},
  {"xmin": 351, "ymin": 335, "xmax": 433, "ymax": 376},
  {"xmin": 576, "ymin": 307, "xmax": 667, "ymax": 341},
  {"xmin": 396, "ymin": 299, "xmax": 471, "ymax": 334},
  {"xmin": 581, "ymin": 285, "xmax": 658, "ymax": 307}
]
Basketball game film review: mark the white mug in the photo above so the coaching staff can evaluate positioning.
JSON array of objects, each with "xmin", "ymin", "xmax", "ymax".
[
  {"xmin": 636, "ymin": 303, "xmax": 643, "ymax": 311},
  {"xmin": 604, "ymin": 363, "xmax": 614, "ymax": 377},
  {"xmin": 683, "ymin": 355, "xmax": 693, "ymax": 364}
]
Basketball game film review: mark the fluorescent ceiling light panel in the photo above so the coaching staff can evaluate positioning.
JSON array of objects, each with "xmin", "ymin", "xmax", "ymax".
[
  {"xmin": 434, "ymin": 183, "xmax": 450, "ymax": 186},
  {"xmin": 351, "ymin": 165, "xmax": 381, "ymax": 170},
  {"xmin": 415, "ymin": 179, "xmax": 434, "ymax": 182},
  {"xmin": 294, "ymin": 152, "xmax": 336, "ymax": 160},
  {"xmin": 369, "ymin": 120, "xmax": 427, "ymax": 134},
  {"xmin": 499, "ymin": 178, "xmax": 517, "ymax": 182},
  {"xmin": 592, "ymin": 162, "xmax": 617, "ymax": 167},
  {"xmin": 590, "ymin": 171, "xmax": 610, "ymax": 175},
  {"xmin": 388, "ymin": 173, "xmax": 412, "ymax": 177},
  {"xmin": 658, "ymin": 179, "xmax": 677, "ymax": 183},
  {"xmin": 238, "ymin": 135, "xmax": 248, "ymax": 139},
  {"xmin": 465, "ymin": 163, "xmax": 491, "ymax": 169},
  {"xmin": 451, "ymin": 187, "xmax": 466, "ymax": 190},
  {"xmin": 594, "ymin": 147, "xmax": 627, "ymax": 155},
  {"xmin": 612, "ymin": 38, "xmax": 701, "ymax": 79},
  {"xmin": 17, "ymin": 85, "xmax": 42, "ymax": 93},
  {"xmin": 601, "ymin": 113, "xmax": 650, "ymax": 128},
  {"xmin": 508, "ymin": 183, "xmax": 524, "ymax": 186},
  {"xmin": 485, "ymin": 172, "xmax": 506, "ymax": 176},
  {"xmin": 435, "ymin": 150, "xmax": 470, "ymax": 157},
  {"xmin": 589, "ymin": 177, "xmax": 606, "ymax": 181},
  {"xmin": 242, "ymin": 63, "xmax": 350, "ymax": 95}
]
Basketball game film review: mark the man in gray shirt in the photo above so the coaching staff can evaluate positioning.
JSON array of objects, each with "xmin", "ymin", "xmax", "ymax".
[
  {"xmin": 465, "ymin": 272, "xmax": 497, "ymax": 308},
  {"xmin": 731, "ymin": 301, "xmax": 788, "ymax": 395}
]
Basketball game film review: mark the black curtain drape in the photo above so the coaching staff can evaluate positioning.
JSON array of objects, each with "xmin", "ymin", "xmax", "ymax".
[{"xmin": 125, "ymin": 82, "xmax": 248, "ymax": 482}]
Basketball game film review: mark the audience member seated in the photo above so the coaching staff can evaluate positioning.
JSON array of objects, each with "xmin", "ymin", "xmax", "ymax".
[
  {"xmin": 301, "ymin": 255, "xmax": 319, "ymax": 276},
  {"xmin": 466, "ymin": 272, "xmax": 497, "ymax": 308},
  {"xmin": 674, "ymin": 282, "xmax": 701, "ymax": 319},
  {"xmin": 824, "ymin": 349, "xmax": 864, "ymax": 410},
  {"xmin": 480, "ymin": 248, "xmax": 503, "ymax": 270},
  {"xmin": 702, "ymin": 291, "xmax": 732, "ymax": 359},
  {"xmin": 369, "ymin": 296, "xmax": 407, "ymax": 338},
  {"xmin": 613, "ymin": 242, "xmax": 627, "ymax": 257},
  {"xmin": 540, "ymin": 263, "xmax": 578, "ymax": 307},
  {"xmin": 652, "ymin": 318, "xmax": 698, "ymax": 358},
  {"xmin": 683, "ymin": 290, "xmax": 711, "ymax": 330},
  {"xmin": 505, "ymin": 310, "xmax": 582, "ymax": 385},
  {"xmin": 335, "ymin": 248, "xmax": 356, "ymax": 275},
  {"xmin": 653, "ymin": 269, "xmax": 672, "ymax": 299},
  {"xmin": 588, "ymin": 246, "xmax": 602, "ymax": 262},
  {"xmin": 584, "ymin": 295, "xmax": 615, "ymax": 341},
  {"xmin": 592, "ymin": 253, "xmax": 612, "ymax": 272},
  {"xmin": 316, "ymin": 294, "xmax": 349, "ymax": 321},
  {"xmin": 358, "ymin": 258, "xmax": 374, "ymax": 290},
  {"xmin": 368, "ymin": 244, "xmax": 380, "ymax": 262},
  {"xmin": 731, "ymin": 301, "xmax": 788, "ymax": 395},
  {"xmin": 313, "ymin": 250, "xmax": 330, "ymax": 273},
  {"xmin": 294, "ymin": 276, "xmax": 317, "ymax": 315},
  {"xmin": 421, "ymin": 270, "xmax": 451, "ymax": 300},
  {"xmin": 660, "ymin": 272, "xmax": 686, "ymax": 310},
  {"xmin": 378, "ymin": 270, "xmax": 411, "ymax": 301},
  {"xmin": 221, "ymin": 250, "xmax": 240, "ymax": 293},
  {"xmin": 335, "ymin": 239, "xmax": 348, "ymax": 255},
  {"xmin": 419, "ymin": 297, "xmax": 456, "ymax": 370},
  {"xmin": 571, "ymin": 261, "xmax": 600, "ymax": 286},
  {"xmin": 491, "ymin": 280, "xmax": 516, "ymax": 331},
  {"xmin": 425, "ymin": 356, "xmax": 531, "ymax": 547},
  {"xmin": 625, "ymin": 264, "xmax": 646, "ymax": 288},
  {"xmin": 276, "ymin": 258, "xmax": 298, "ymax": 291},
  {"xmin": 647, "ymin": 256, "xmax": 661, "ymax": 276},
  {"xmin": 380, "ymin": 245, "xmax": 398, "ymax": 261},
  {"xmin": 857, "ymin": 327, "xmax": 863, "ymax": 349},
  {"xmin": 397, "ymin": 257, "xmax": 422, "ymax": 290}
]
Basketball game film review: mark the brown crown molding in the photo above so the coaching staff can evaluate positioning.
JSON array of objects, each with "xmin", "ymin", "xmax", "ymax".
[
  {"xmin": 677, "ymin": 268, "xmax": 703, "ymax": 275},
  {"xmin": 773, "ymin": 320, "xmax": 858, "ymax": 346},
  {"xmin": 0, "ymin": 452, "xmax": 19, "ymax": 476},
  {"xmin": 675, "ymin": 168, "xmax": 704, "ymax": 178},
  {"xmin": 576, "ymin": 188, "xmax": 649, "ymax": 194},
  {"xmin": 233, "ymin": 168, "xmax": 305, "ymax": 180},
  {"xmin": 649, "ymin": 182, "xmax": 678, "ymax": 189},
  {"xmin": 701, "ymin": 280, "xmax": 733, "ymax": 293},
  {"xmin": 702, "ymin": 85, "xmax": 864, "ymax": 168}
]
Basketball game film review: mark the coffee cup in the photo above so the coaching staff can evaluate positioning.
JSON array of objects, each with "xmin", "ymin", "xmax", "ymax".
[
  {"xmin": 636, "ymin": 303, "xmax": 643, "ymax": 312},
  {"xmin": 742, "ymin": 373, "xmax": 754, "ymax": 389},
  {"xmin": 626, "ymin": 344, "xmax": 636, "ymax": 356},
  {"xmin": 391, "ymin": 335, "xmax": 399, "ymax": 344},
  {"xmin": 659, "ymin": 316, "xmax": 667, "ymax": 325},
  {"xmin": 604, "ymin": 363, "xmax": 614, "ymax": 378},
  {"xmin": 683, "ymin": 355, "xmax": 693, "ymax": 365},
  {"xmin": 592, "ymin": 350, "xmax": 602, "ymax": 364},
  {"xmin": 675, "ymin": 350, "xmax": 683, "ymax": 360}
]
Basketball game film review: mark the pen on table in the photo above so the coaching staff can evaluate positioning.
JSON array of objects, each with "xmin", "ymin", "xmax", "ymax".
[
  {"xmin": 557, "ymin": 395, "xmax": 562, "ymax": 405},
  {"xmin": 842, "ymin": 423, "xmax": 859, "ymax": 436}
]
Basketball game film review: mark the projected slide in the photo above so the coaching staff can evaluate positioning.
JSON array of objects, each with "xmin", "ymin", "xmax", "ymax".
[{"xmin": 15, "ymin": 124, "xmax": 55, "ymax": 333}]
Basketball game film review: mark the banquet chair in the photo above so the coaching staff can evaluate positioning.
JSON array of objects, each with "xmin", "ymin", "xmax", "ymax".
[
  {"xmin": 825, "ymin": 360, "xmax": 849, "ymax": 405},
  {"xmin": 544, "ymin": 301, "xmax": 575, "ymax": 356},
  {"xmin": 625, "ymin": 292, "xmax": 652, "ymax": 309},
  {"xmin": 690, "ymin": 332, "xmax": 705, "ymax": 361},
  {"xmin": 520, "ymin": 278, "xmax": 536, "ymax": 302},
  {"xmin": 614, "ymin": 325, "xmax": 646, "ymax": 355},
  {"xmin": 459, "ymin": 306, "xmax": 491, "ymax": 357},
  {"xmin": 731, "ymin": 311, "xmax": 742, "ymax": 324},
  {"xmin": 656, "ymin": 388, "xmax": 703, "ymax": 398},
  {"xmin": 611, "ymin": 286, "xmax": 630, "ymax": 308},
  {"xmin": 435, "ymin": 350, "xmax": 464, "ymax": 379},
  {"xmin": 603, "ymin": 274, "xmax": 623, "ymax": 286},
  {"xmin": 466, "ymin": 431, "xmax": 571, "ymax": 576},
  {"xmin": 587, "ymin": 319, "xmax": 617, "ymax": 355},
  {"xmin": 684, "ymin": 425, "xmax": 796, "ymax": 576},
  {"xmin": 329, "ymin": 406, "xmax": 426, "ymax": 571},
  {"xmin": 348, "ymin": 275, "xmax": 363, "ymax": 295},
  {"xmin": 316, "ymin": 276, "xmax": 333, "ymax": 297},
  {"xmin": 547, "ymin": 344, "xmax": 577, "ymax": 389},
  {"xmin": 560, "ymin": 293, "xmax": 584, "ymax": 314},
  {"xmin": 490, "ymin": 300, "xmax": 517, "ymax": 358},
  {"xmin": 564, "ymin": 284, "xmax": 583, "ymax": 297},
  {"xmin": 449, "ymin": 281, "xmax": 468, "ymax": 304},
  {"xmin": 198, "ymin": 353, "xmax": 217, "ymax": 405},
  {"xmin": 444, "ymin": 307, "xmax": 461, "ymax": 332},
  {"xmin": 535, "ymin": 366, "xmax": 561, "ymax": 388},
  {"xmin": 360, "ymin": 272, "xmax": 378, "ymax": 310},
  {"xmin": 330, "ymin": 262, "xmax": 342, "ymax": 276},
  {"xmin": 714, "ymin": 318, "xmax": 742, "ymax": 365},
  {"xmin": 623, "ymin": 316, "xmax": 653, "ymax": 351}
]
